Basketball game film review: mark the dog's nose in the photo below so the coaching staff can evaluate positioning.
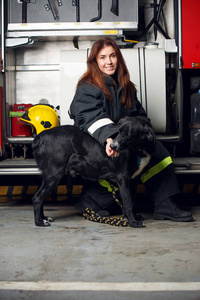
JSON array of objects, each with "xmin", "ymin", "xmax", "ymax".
[
  {"xmin": 110, "ymin": 142, "xmax": 115, "ymax": 150},
  {"xmin": 110, "ymin": 141, "xmax": 119, "ymax": 150}
]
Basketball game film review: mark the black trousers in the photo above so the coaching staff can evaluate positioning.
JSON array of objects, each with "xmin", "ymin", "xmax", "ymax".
[{"xmin": 79, "ymin": 141, "xmax": 180, "ymax": 209}]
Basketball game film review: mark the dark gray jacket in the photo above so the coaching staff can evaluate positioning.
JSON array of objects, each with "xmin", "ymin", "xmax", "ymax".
[{"xmin": 69, "ymin": 76, "xmax": 148, "ymax": 146}]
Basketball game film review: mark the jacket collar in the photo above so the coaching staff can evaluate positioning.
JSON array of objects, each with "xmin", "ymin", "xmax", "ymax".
[
  {"xmin": 103, "ymin": 75, "xmax": 122, "ymax": 94},
  {"xmin": 103, "ymin": 75, "xmax": 116, "ymax": 86}
]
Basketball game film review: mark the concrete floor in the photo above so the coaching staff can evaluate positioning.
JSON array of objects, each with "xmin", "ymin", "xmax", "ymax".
[{"xmin": 0, "ymin": 201, "xmax": 200, "ymax": 300}]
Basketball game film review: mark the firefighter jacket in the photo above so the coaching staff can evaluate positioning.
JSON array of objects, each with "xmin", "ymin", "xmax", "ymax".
[{"xmin": 69, "ymin": 75, "xmax": 149, "ymax": 146}]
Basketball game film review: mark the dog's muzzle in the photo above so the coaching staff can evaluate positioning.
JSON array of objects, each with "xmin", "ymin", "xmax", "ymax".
[{"xmin": 110, "ymin": 140, "xmax": 121, "ymax": 152}]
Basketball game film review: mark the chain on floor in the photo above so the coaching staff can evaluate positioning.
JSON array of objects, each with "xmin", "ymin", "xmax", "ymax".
[{"xmin": 82, "ymin": 183, "xmax": 130, "ymax": 227}]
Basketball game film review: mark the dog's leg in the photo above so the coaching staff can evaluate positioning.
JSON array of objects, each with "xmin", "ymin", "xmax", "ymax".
[
  {"xmin": 130, "ymin": 180, "xmax": 144, "ymax": 222},
  {"xmin": 66, "ymin": 174, "xmax": 73, "ymax": 197},
  {"xmin": 117, "ymin": 176, "xmax": 145, "ymax": 228},
  {"xmin": 32, "ymin": 177, "xmax": 59, "ymax": 226},
  {"xmin": 32, "ymin": 180, "xmax": 51, "ymax": 226}
]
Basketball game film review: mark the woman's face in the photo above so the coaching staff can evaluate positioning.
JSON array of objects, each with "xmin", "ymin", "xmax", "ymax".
[{"xmin": 96, "ymin": 45, "xmax": 118, "ymax": 76}]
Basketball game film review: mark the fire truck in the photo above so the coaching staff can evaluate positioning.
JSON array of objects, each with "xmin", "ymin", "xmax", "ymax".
[{"xmin": 0, "ymin": 0, "xmax": 200, "ymax": 188}]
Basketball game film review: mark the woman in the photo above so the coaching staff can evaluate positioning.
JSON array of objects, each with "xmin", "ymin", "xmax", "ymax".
[{"xmin": 69, "ymin": 37, "xmax": 193, "ymax": 222}]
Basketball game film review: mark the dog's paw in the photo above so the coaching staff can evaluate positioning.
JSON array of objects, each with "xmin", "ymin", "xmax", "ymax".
[
  {"xmin": 44, "ymin": 216, "xmax": 54, "ymax": 222},
  {"xmin": 35, "ymin": 219, "xmax": 51, "ymax": 227},
  {"xmin": 136, "ymin": 220, "xmax": 146, "ymax": 228},
  {"xmin": 126, "ymin": 213, "xmax": 145, "ymax": 228},
  {"xmin": 43, "ymin": 219, "xmax": 51, "ymax": 226},
  {"xmin": 130, "ymin": 220, "xmax": 146, "ymax": 228}
]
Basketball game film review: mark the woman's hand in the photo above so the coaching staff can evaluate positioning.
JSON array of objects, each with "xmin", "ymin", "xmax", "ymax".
[{"xmin": 106, "ymin": 138, "xmax": 119, "ymax": 157}]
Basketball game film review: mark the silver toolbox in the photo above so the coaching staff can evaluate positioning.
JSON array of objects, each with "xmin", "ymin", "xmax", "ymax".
[{"xmin": 8, "ymin": 0, "xmax": 138, "ymax": 30}]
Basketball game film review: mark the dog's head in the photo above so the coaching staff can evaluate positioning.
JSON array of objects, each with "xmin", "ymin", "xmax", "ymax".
[{"xmin": 110, "ymin": 116, "xmax": 156, "ymax": 154}]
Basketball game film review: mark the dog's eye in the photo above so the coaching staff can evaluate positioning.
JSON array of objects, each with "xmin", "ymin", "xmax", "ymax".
[
  {"xmin": 119, "ymin": 127, "xmax": 132, "ymax": 138},
  {"xmin": 125, "ymin": 130, "xmax": 129, "ymax": 136},
  {"xmin": 122, "ymin": 130, "xmax": 131, "ymax": 138},
  {"xmin": 127, "ymin": 130, "xmax": 135, "ymax": 138}
]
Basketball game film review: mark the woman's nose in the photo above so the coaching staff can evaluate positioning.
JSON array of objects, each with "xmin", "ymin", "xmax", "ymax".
[{"xmin": 106, "ymin": 57, "xmax": 112, "ymax": 64}]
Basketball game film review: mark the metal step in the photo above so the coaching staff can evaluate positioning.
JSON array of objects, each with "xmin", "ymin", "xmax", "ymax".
[
  {"xmin": 7, "ymin": 137, "xmax": 34, "ymax": 144},
  {"xmin": 0, "ymin": 159, "xmax": 41, "ymax": 175},
  {"xmin": 0, "ymin": 157, "xmax": 200, "ymax": 176},
  {"xmin": 173, "ymin": 157, "xmax": 200, "ymax": 174}
]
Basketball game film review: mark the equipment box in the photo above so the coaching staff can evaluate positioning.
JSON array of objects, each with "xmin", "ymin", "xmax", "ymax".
[{"xmin": 10, "ymin": 104, "xmax": 32, "ymax": 137}]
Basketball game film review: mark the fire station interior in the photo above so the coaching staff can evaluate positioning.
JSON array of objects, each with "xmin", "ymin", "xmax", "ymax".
[
  {"xmin": 0, "ymin": 0, "xmax": 200, "ymax": 177},
  {"xmin": 0, "ymin": 1, "xmax": 200, "ymax": 299}
]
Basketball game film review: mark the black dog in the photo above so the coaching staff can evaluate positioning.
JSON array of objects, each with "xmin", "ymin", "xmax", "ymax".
[{"xmin": 32, "ymin": 116, "xmax": 155, "ymax": 228}]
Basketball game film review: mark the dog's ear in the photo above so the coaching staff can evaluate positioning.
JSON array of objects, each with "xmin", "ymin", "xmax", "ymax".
[{"xmin": 117, "ymin": 116, "xmax": 130, "ymax": 126}]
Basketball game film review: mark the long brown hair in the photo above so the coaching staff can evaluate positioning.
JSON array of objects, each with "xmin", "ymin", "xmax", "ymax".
[{"xmin": 77, "ymin": 37, "xmax": 136, "ymax": 107}]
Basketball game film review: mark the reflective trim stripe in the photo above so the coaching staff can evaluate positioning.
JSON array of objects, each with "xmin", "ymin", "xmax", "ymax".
[
  {"xmin": 98, "ymin": 179, "xmax": 118, "ymax": 192},
  {"xmin": 141, "ymin": 156, "xmax": 173, "ymax": 183},
  {"xmin": 88, "ymin": 118, "xmax": 114, "ymax": 135}
]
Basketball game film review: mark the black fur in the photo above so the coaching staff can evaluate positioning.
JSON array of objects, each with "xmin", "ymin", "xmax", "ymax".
[{"xmin": 32, "ymin": 116, "xmax": 155, "ymax": 228}]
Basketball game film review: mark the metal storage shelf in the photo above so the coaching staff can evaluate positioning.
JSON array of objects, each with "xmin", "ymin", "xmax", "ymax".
[
  {"xmin": 7, "ymin": 22, "xmax": 137, "ymax": 31},
  {"xmin": 6, "ymin": 22, "xmax": 133, "ymax": 41},
  {"xmin": 6, "ymin": 23, "xmax": 126, "ymax": 45}
]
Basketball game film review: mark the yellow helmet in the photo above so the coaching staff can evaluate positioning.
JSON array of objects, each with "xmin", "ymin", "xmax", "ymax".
[{"xmin": 20, "ymin": 104, "xmax": 59, "ymax": 135}]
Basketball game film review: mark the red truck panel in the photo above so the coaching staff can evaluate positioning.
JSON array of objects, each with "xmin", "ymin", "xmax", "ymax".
[
  {"xmin": 182, "ymin": 0, "xmax": 200, "ymax": 69},
  {"xmin": 0, "ymin": 87, "xmax": 2, "ymax": 155}
]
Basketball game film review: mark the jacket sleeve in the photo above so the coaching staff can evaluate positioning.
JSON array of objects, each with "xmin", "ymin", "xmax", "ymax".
[{"xmin": 69, "ymin": 84, "xmax": 119, "ymax": 146}]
